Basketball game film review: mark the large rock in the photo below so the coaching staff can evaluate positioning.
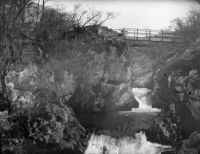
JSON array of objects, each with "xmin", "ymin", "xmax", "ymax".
[
  {"xmin": 146, "ymin": 105, "xmax": 182, "ymax": 146},
  {"xmin": 176, "ymin": 132, "xmax": 200, "ymax": 154},
  {"xmin": 63, "ymin": 42, "xmax": 136, "ymax": 114},
  {"xmin": 102, "ymin": 83, "xmax": 138, "ymax": 111},
  {"xmin": 6, "ymin": 63, "xmax": 75, "ymax": 103},
  {"xmin": 152, "ymin": 42, "xmax": 200, "ymax": 134},
  {"xmin": 67, "ymin": 82, "xmax": 138, "ymax": 114},
  {"xmin": 0, "ymin": 63, "xmax": 89, "ymax": 154}
]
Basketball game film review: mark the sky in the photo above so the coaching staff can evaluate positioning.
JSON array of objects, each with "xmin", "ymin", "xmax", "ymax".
[{"xmin": 44, "ymin": 0, "xmax": 200, "ymax": 30}]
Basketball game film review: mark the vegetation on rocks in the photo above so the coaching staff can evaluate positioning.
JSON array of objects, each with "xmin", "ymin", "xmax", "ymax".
[
  {"xmin": 147, "ymin": 7, "xmax": 200, "ymax": 154},
  {"xmin": 0, "ymin": 0, "xmax": 200, "ymax": 153},
  {"xmin": 0, "ymin": 0, "xmax": 128, "ymax": 153}
]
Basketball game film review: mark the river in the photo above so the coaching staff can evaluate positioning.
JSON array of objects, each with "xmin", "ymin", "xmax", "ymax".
[
  {"xmin": 79, "ymin": 111, "xmax": 158, "ymax": 137},
  {"xmin": 78, "ymin": 88, "xmax": 172, "ymax": 154}
]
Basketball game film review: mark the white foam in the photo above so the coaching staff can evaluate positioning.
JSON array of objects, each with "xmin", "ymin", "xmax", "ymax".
[
  {"xmin": 85, "ymin": 132, "xmax": 171, "ymax": 154},
  {"xmin": 132, "ymin": 88, "xmax": 161, "ymax": 112},
  {"xmin": 131, "ymin": 107, "xmax": 161, "ymax": 113}
]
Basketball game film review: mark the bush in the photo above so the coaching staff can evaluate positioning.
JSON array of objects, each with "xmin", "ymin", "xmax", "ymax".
[
  {"xmin": 173, "ymin": 9, "xmax": 200, "ymax": 42},
  {"xmin": 35, "ymin": 8, "xmax": 74, "ymax": 42}
]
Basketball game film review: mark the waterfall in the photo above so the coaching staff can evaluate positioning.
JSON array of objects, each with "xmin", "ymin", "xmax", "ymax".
[
  {"xmin": 131, "ymin": 88, "xmax": 161, "ymax": 112},
  {"xmin": 84, "ymin": 132, "xmax": 171, "ymax": 154}
]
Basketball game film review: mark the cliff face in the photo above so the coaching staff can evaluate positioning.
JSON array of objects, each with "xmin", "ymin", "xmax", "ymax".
[
  {"xmin": 55, "ymin": 39, "xmax": 137, "ymax": 114},
  {"xmin": 153, "ymin": 40, "xmax": 200, "ymax": 127},
  {"xmin": 0, "ymin": 28, "xmax": 136, "ymax": 153},
  {"xmin": 1, "ymin": 28, "xmax": 138, "ymax": 113},
  {"xmin": 0, "ymin": 64, "xmax": 89, "ymax": 153},
  {"xmin": 146, "ymin": 39, "xmax": 200, "ymax": 151}
]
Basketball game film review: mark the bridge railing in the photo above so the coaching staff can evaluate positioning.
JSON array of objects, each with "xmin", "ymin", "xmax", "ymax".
[{"xmin": 113, "ymin": 28, "xmax": 186, "ymax": 42}]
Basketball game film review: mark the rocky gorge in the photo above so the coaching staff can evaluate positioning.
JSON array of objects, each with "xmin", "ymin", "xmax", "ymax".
[
  {"xmin": 0, "ymin": 28, "xmax": 138, "ymax": 153},
  {"xmin": 1, "ymin": 13, "xmax": 200, "ymax": 154}
]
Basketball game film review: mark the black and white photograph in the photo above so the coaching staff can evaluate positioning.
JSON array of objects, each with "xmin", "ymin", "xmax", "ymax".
[{"xmin": 0, "ymin": 0, "xmax": 200, "ymax": 153}]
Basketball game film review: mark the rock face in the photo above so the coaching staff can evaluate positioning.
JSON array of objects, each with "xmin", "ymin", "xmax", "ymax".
[
  {"xmin": 177, "ymin": 132, "xmax": 200, "ymax": 154},
  {"xmin": 146, "ymin": 40, "xmax": 200, "ymax": 153},
  {"xmin": 152, "ymin": 42, "xmax": 200, "ymax": 133},
  {"xmin": 146, "ymin": 106, "xmax": 182, "ymax": 146},
  {"xmin": 0, "ymin": 63, "xmax": 89, "ymax": 153},
  {"xmin": 62, "ymin": 40, "xmax": 138, "ymax": 114},
  {"xmin": 0, "ymin": 37, "xmax": 134, "ymax": 152},
  {"xmin": 65, "ymin": 40, "xmax": 184, "ymax": 114}
]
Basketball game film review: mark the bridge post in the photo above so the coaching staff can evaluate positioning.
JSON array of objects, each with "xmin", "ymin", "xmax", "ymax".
[
  {"xmin": 146, "ymin": 30, "xmax": 148, "ymax": 40},
  {"xmin": 136, "ymin": 29, "xmax": 138, "ymax": 40},
  {"xmin": 161, "ymin": 30, "xmax": 164, "ymax": 42},
  {"xmin": 122, "ymin": 29, "xmax": 126, "ymax": 39},
  {"xmin": 149, "ymin": 30, "xmax": 151, "ymax": 41}
]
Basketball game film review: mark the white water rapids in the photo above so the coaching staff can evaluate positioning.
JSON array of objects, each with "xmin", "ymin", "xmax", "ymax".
[
  {"xmin": 85, "ymin": 132, "xmax": 171, "ymax": 154},
  {"xmin": 131, "ymin": 88, "xmax": 161, "ymax": 112},
  {"xmin": 84, "ymin": 88, "xmax": 168, "ymax": 154}
]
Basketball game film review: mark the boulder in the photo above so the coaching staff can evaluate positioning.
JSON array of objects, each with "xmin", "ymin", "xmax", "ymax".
[
  {"xmin": 0, "ymin": 63, "xmax": 89, "ymax": 154},
  {"xmin": 176, "ymin": 132, "xmax": 200, "ymax": 154},
  {"xmin": 103, "ymin": 83, "xmax": 138, "ymax": 111},
  {"xmin": 67, "ymin": 82, "xmax": 138, "ymax": 114},
  {"xmin": 146, "ymin": 106, "xmax": 182, "ymax": 146}
]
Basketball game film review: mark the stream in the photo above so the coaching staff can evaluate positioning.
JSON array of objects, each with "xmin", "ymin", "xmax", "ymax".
[{"xmin": 79, "ymin": 88, "xmax": 172, "ymax": 154}]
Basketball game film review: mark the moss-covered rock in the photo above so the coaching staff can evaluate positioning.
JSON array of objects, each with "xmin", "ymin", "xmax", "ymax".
[{"xmin": 0, "ymin": 63, "xmax": 89, "ymax": 154}]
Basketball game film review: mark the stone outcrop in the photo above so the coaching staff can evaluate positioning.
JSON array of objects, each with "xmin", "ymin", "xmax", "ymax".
[
  {"xmin": 0, "ymin": 63, "xmax": 89, "ymax": 153},
  {"xmin": 0, "ymin": 35, "xmax": 134, "ymax": 152},
  {"xmin": 152, "ymin": 41, "xmax": 200, "ymax": 133},
  {"xmin": 62, "ymin": 40, "xmax": 137, "ymax": 114},
  {"xmin": 147, "ymin": 39, "xmax": 200, "ymax": 153},
  {"xmin": 146, "ymin": 106, "xmax": 182, "ymax": 146},
  {"xmin": 176, "ymin": 132, "xmax": 200, "ymax": 154}
]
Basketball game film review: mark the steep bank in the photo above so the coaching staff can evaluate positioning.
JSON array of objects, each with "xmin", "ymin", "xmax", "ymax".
[
  {"xmin": 0, "ymin": 27, "xmax": 137, "ymax": 153},
  {"xmin": 146, "ymin": 39, "xmax": 200, "ymax": 153},
  {"xmin": 127, "ymin": 40, "xmax": 187, "ymax": 89},
  {"xmin": 46, "ymin": 30, "xmax": 138, "ymax": 114},
  {"xmin": 152, "ymin": 39, "xmax": 200, "ymax": 131},
  {"xmin": 1, "ymin": 24, "xmax": 198, "ymax": 153},
  {"xmin": 0, "ymin": 62, "xmax": 90, "ymax": 153}
]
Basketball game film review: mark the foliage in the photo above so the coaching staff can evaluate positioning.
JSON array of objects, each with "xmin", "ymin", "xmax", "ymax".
[
  {"xmin": 35, "ymin": 8, "xmax": 75, "ymax": 42},
  {"xmin": 0, "ymin": 1, "xmax": 116, "ymax": 153},
  {"xmin": 172, "ymin": 9, "xmax": 200, "ymax": 42},
  {"xmin": 0, "ymin": 0, "xmax": 36, "ymax": 115},
  {"xmin": 0, "ymin": 88, "xmax": 89, "ymax": 153}
]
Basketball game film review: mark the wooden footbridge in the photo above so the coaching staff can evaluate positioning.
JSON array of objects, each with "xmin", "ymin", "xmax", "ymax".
[{"xmin": 113, "ymin": 28, "xmax": 186, "ymax": 43}]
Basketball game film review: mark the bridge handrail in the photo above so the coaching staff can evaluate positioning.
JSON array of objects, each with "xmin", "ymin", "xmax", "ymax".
[{"xmin": 112, "ymin": 28, "xmax": 187, "ymax": 42}]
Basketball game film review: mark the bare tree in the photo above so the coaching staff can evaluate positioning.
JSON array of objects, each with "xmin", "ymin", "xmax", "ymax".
[{"xmin": 70, "ymin": 4, "xmax": 115, "ymax": 32}]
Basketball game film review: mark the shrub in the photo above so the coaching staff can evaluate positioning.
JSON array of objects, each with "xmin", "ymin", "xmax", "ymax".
[{"xmin": 172, "ymin": 9, "xmax": 200, "ymax": 42}]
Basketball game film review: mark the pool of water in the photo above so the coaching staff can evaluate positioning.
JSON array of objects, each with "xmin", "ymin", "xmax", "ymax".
[
  {"xmin": 79, "ymin": 111, "xmax": 159, "ymax": 137},
  {"xmin": 81, "ymin": 111, "xmax": 173, "ymax": 154}
]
